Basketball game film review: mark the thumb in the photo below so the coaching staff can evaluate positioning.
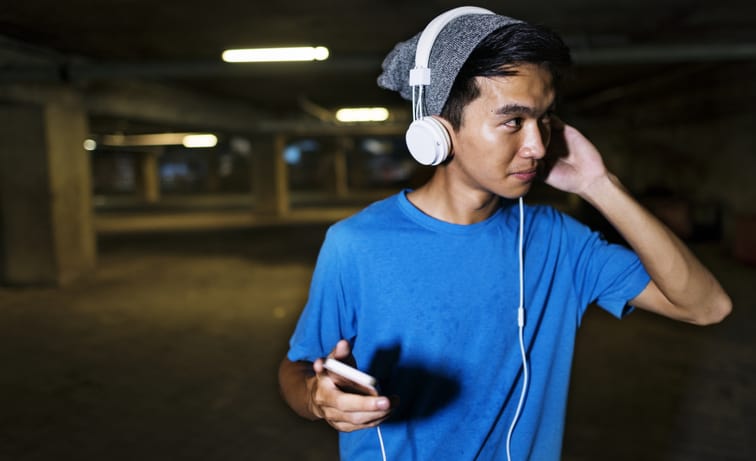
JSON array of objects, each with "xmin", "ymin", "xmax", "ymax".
[{"xmin": 330, "ymin": 339, "xmax": 353, "ymax": 361}]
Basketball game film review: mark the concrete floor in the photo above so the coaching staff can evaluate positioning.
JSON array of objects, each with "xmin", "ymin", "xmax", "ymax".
[{"xmin": 1, "ymin": 222, "xmax": 754, "ymax": 460}]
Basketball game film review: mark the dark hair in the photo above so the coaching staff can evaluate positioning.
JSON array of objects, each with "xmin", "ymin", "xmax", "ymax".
[{"xmin": 440, "ymin": 23, "xmax": 572, "ymax": 130}]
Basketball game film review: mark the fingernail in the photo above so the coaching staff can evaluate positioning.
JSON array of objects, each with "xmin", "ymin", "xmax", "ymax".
[{"xmin": 376, "ymin": 397, "xmax": 390, "ymax": 410}]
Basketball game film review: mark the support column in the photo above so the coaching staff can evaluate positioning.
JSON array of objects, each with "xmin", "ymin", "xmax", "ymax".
[
  {"xmin": 0, "ymin": 91, "xmax": 96, "ymax": 285},
  {"xmin": 333, "ymin": 138, "xmax": 351, "ymax": 198},
  {"xmin": 135, "ymin": 148, "xmax": 161, "ymax": 204},
  {"xmin": 252, "ymin": 134, "xmax": 289, "ymax": 215}
]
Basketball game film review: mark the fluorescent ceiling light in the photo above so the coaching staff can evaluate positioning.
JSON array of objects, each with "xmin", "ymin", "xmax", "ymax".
[
  {"xmin": 99, "ymin": 132, "xmax": 218, "ymax": 148},
  {"xmin": 182, "ymin": 134, "xmax": 218, "ymax": 148},
  {"xmin": 335, "ymin": 107, "xmax": 390, "ymax": 123},
  {"xmin": 222, "ymin": 46, "xmax": 329, "ymax": 63}
]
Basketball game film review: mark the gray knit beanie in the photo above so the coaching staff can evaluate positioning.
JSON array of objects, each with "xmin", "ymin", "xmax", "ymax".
[{"xmin": 378, "ymin": 13, "xmax": 523, "ymax": 116}]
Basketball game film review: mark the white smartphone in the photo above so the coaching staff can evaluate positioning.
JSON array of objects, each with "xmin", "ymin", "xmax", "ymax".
[{"xmin": 323, "ymin": 358, "xmax": 379, "ymax": 396}]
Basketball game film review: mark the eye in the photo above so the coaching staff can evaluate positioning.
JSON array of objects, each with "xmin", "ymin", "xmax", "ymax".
[{"xmin": 504, "ymin": 117, "xmax": 523, "ymax": 129}]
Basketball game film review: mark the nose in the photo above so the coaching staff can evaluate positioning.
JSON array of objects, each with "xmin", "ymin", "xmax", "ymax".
[{"xmin": 519, "ymin": 122, "xmax": 549, "ymax": 160}]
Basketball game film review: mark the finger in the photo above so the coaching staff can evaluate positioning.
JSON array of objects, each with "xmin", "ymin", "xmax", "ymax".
[
  {"xmin": 316, "ymin": 379, "xmax": 391, "ymax": 412},
  {"xmin": 320, "ymin": 395, "xmax": 393, "ymax": 428},
  {"xmin": 312, "ymin": 356, "xmax": 325, "ymax": 374},
  {"xmin": 322, "ymin": 404, "xmax": 392, "ymax": 426},
  {"xmin": 325, "ymin": 339, "xmax": 357, "ymax": 369},
  {"xmin": 341, "ymin": 393, "xmax": 391, "ymax": 412},
  {"xmin": 325, "ymin": 339, "xmax": 351, "ymax": 360},
  {"xmin": 327, "ymin": 410, "xmax": 392, "ymax": 431},
  {"xmin": 315, "ymin": 383, "xmax": 396, "ymax": 431},
  {"xmin": 329, "ymin": 412, "xmax": 390, "ymax": 433},
  {"xmin": 332, "ymin": 339, "xmax": 352, "ymax": 360}
]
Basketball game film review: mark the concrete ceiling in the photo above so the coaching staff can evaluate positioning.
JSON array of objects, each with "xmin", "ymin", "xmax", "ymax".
[{"xmin": 2, "ymin": 0, "xmax": 756, "ymax": 135}]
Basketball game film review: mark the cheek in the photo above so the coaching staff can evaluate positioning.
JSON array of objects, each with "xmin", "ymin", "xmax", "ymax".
[
  {"xmin": 453, "ymin": 125, "xmax": 492, "ymax": 156},
  {"xmin": 454, "ymin": 124, "xmax": 517, "ymax": 165},
  {"xmin": 462, "ymin": 126, "xmax": 502, "ymax": 158},
  {"xmin": 478, "ymin": 124, "xmax": 497, "ymax": 141}
]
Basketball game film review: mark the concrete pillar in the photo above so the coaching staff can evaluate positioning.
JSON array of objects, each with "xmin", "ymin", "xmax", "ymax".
[
  {"xmin": 135, "ymin": 148, "xmax": 161, "ymax": 204},
  {"xmin": 252, "ymin": 134, "xmax": 289, "ymax": 215},
  {"xmin": 0, "ymin": 93, "xmax": 96, "ymax": 285},
  {"xmin": 204, "ymin": 150, "xmax": 221, "ymax": 194},
  {"xmin": 332, "ymin": 138, "xmax": 350, "ymax": 198}
]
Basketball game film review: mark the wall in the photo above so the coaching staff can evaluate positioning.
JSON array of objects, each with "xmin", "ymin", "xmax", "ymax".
[{"xmin": 568, "ymin": 61, "xmax": 756, "ymax": 245}]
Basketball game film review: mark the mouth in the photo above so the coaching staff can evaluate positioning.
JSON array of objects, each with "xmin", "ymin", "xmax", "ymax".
[{"xmin": 510, "ymin": 168, "xmax": 538, "ymax": 182}]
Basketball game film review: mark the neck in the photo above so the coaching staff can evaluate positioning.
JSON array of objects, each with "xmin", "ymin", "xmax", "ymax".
[{"xmin": 407, "ymin": 169, "xmax": 501, "ymax": 225}]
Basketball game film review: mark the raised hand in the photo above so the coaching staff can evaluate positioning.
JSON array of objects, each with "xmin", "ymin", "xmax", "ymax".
[{"xmin": 543, "ymin": 117, "xmax": 609, "ymax": 197}]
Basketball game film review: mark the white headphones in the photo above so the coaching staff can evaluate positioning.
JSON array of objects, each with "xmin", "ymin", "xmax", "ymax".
[{"xmin": 405, "ymin": 6, "xmax": 494, "ymax": 165}]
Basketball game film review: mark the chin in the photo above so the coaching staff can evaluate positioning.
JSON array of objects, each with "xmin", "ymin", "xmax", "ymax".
[{"xmin": 497, "ymin": 185, "xmax": 532, "ymax": 200}]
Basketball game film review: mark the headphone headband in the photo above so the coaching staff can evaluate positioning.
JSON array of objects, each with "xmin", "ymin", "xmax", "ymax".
[{"xmin": 409, "ymin": 6, "xmax": 494, "ymax": 87}]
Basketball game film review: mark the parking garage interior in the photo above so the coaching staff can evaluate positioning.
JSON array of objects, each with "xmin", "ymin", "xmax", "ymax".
[{"xmin": 1, "ymin": 1, "xmax": 755, "ymax": 460}]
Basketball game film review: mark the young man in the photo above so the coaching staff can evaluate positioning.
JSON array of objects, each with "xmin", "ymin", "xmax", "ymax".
[{"xmin": 278, "ymin": 8, "xmax": 731, "ymax": 460}]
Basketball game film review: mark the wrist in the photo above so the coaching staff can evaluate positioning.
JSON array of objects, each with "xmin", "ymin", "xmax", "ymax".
[
  {"xmin": 305, "ymin": 374, "xmax": 325, "ymax": 421},
  {"xmin": 579, "ymin": 173, "xmax": 622, "ymax": 208}
]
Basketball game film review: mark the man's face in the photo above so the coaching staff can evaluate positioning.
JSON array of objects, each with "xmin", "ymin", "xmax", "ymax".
[{"xmin": 447, "ymin": 63, "xmax": 555, "ymax": 199}]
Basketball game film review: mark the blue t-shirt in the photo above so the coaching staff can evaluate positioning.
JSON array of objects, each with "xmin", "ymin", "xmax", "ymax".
[{"xmin": 288, "ymin": 190, "xmax": 650, "ymax": 460}]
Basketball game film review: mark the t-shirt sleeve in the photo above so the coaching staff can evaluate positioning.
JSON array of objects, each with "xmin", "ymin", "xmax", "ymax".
[
  {"xmin": 286, "ymin": 226, "xmax": 358, "ymax": 363},
  {"xmin": 563, "ymin": 214, "xmax": 651, "ymax": 320}
]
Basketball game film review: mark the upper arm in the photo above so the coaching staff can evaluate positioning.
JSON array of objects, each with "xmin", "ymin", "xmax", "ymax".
[{"xmin": 630, "ymin": 280, "xmax": 686, "ymax": 321}]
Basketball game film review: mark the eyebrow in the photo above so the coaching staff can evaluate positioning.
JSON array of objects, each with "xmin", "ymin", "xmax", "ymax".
[{"xmin": 494, "ymin": 102, "xmax": 555, "ymax": 116}]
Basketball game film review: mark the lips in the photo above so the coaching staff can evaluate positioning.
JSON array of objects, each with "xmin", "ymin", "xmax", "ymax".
[{"xmin": 511, "ymin": 168, "xmax": 538, "ymax": 181}]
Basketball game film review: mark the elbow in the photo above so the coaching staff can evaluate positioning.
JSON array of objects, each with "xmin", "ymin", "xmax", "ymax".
[
  {"xmin": 690, "ymin": 292, "xmax": 733, "ymax": 326},
  {"xmin": 710, "ymin": 293, "xmax": 733, "ymax": 324}
]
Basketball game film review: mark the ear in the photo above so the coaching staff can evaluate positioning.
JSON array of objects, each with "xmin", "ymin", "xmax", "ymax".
[{"xmin": 433, "ymin": 116, "xmax": 456, "ymax": 157}]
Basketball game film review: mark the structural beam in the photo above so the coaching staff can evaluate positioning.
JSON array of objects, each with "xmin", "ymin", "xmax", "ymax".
[
  {"xmin": 82, "ymin": 81, "xmax": 267, "ymax": 133},
  {"xmin": 0, "ymin": 81, "xmax": 267, "ymax": 133},
  {"xmin": 3, "ymin": 44, "xmax": 756, "ymax": 84}
]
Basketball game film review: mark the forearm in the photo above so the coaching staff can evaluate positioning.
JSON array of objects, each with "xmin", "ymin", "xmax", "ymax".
[
  {"xmin": 278, "ymin": 358, "xmax": 321, "ymax": 421},
  {"xmin": 580, "ymin": 173, "xmax": 731, "ymax": 324}
]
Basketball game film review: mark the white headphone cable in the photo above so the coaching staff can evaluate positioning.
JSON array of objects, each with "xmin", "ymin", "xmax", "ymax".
[
  {"xmin": 417, "ymin": 85, "xmax": 422, "ymax": 119},
  {"xmin": 506, "ymin": 197, "xmax": 529, "ymax": 461},
  {"xmin": 411, "ymin": 86, "xmax": 419, "ymax": 121},
  {"xmin": 373, "ymin": 199, "xmax": 527, "ymax": 461},
  {"xmin": 376, "ymin": 425, "xmax": 387, "ymax": 461}
]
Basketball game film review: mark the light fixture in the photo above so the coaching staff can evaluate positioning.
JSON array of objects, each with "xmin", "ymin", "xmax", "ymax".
[
  {"xmin": 182, "ymin": 134, "xmax": 218, "ymax": 148},
  {"xmin": 221, "ymin": 46, "xmax": 329, "ymax": 63},
  {"xmin": 335, "ymin": 107, "xmax": 390, "ymax": 123},
  {"xmin": 83, "ymin": 139, "xmax": 97, "ymax": 151},
  {"xmin": 98, "ymin": 132, "xmax": 218, "ymax": 148}
]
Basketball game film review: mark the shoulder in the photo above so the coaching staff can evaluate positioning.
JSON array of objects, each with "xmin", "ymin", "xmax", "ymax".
[
  {"xmin": 521, "ymin": 203, "xmax": 600, "ymax": 252},
  {"xmin": 524, "ymin": 203, "xmax": 577, "ymax": 230},
  {"xmin": 326, "ymin": 193, "xmax": 404, "ymax": 242}
]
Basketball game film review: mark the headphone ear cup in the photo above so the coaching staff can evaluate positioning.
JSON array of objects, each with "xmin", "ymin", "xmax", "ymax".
[{"xmin": 405, "ymin": 116, "xmax": 451, "ymax": 166}]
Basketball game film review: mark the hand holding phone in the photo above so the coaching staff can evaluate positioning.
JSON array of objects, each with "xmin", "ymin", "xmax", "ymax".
[{"xmin": 323, "ymin": 358, "xmax": 379, "ymax": 396}]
